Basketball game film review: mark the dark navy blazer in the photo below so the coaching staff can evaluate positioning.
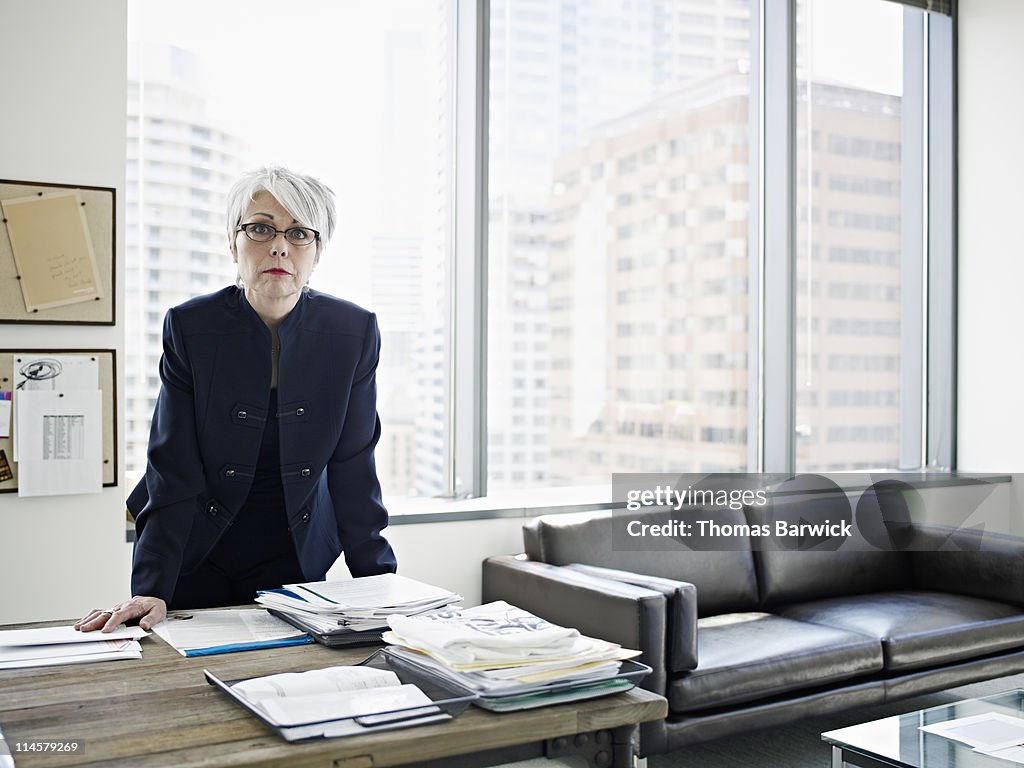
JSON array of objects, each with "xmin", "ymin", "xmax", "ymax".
[{"xmin": 127, "ymin": 286, "xmax": 397, "ymax": 601}]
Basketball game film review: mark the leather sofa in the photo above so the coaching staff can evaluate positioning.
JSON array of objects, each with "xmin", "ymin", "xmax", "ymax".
[{"xmin": 482, "ymin": 500, "xmax": 1024, "ymax": 755}]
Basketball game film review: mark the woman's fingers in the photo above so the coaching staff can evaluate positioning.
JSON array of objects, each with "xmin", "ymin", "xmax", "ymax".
[
  {"xmin": 74, "ymin": 608, "xmax": 116, "ymax": 632},
  {"xmin": 74, "ymin": 596, "xmax": 167, "ymax": 632}
]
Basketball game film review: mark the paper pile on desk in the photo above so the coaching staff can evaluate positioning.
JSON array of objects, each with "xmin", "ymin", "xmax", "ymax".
[
  {"xmin": 382, "ymin": 601, "xmax": 642, "ymax": 710},
  {"xmin": 0, "ymin": 625, "xmax": 145, "ymax": 669},
  {"xmin": 256, "ymin": 573, "xmax": 462, "ymax": 642}
]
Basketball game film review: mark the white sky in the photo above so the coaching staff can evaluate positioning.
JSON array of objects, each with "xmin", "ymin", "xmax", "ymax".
[{"xmin": 807, "ymin": 0, "xmax": 905, "ymax": 96}]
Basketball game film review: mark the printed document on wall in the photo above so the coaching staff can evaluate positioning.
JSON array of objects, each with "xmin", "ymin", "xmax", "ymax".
[
  {"xmin": 15, "ymin": 389, "xmax": 102, "ymax": 496},
  {"xmin": 12, "ymin": 354, "xmax": 99, "ymax": 461}
]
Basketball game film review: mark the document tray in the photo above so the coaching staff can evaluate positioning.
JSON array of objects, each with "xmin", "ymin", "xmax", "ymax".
[
  {"xmin": 382, "ymin": 650, "xmax": 654, "ymax": 712},
  {"xmin": 205, "ymin": 648, "xmax": 478, "ymax": 742}
]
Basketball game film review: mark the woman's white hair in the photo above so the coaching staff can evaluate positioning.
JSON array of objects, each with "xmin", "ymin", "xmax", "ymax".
[{"xmin": 226, "ymin": 166, "xmax": 337, "ymax": 260}]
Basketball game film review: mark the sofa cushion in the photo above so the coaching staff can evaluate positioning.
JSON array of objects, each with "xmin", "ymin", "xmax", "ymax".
[
  {"xmin": 778, "ymin": 591, "xmax": 1024, "ymax": 671},
  {"xmin": 753, "ymin": 549, "xmax": 915, "ymax": 608},
  {"xmin": 745, "ymin": 498, "xmax": 914, "ymax": 608},
  {"xmin": 668, "ymin": 613, "xmax": 883, "ymax": 712},
  {"xmin": 525, "ymin": 509, "xmax": 759, "ymax": 616}
]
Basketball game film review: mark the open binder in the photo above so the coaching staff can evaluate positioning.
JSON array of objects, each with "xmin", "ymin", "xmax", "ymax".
[{"xmin": 205, "ymin": 649, "xmax": 477, "ymax": 742}]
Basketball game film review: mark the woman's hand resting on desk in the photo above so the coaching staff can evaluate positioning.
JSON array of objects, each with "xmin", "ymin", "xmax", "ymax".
[{"xmin": 74, "ymin": 596, "xmax": 167, "ymax": 633}]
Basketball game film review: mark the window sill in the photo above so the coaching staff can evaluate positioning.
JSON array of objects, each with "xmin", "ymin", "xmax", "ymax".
[
  {"xmin": 385, "ymin": 472, "xmax": 1013, "ymax": 525},
  {"xmin": 387, "ymin": 484, "xmax": 615, "ymax": 525}
]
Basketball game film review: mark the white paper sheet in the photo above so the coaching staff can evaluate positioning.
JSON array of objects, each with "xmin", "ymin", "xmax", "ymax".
[
  {"xmin": 256, "ymin": 684, "xmax": 439, "ymax": 727},
  {"xmin": 12, "ymin": 354, "xmax": 99, "ymax": 461},
  {"xmin": 290, "ymin": 573, "xmax": 461, "ymax": 612},
  {"xmin": 0, "ymin": 625, "xmax": 147, "ymax": 647},
  {"xmin": 15, "ymin": 389, "xmax": 102, "ymax": 496},
  {"xmin": 920, "ymin": 712, "xmax": 1024, "ymax": 751},
  {"xmin": 0, "ymin": 639, "xmax": 141, "ymax": 669},
  {"xmin": 921, "ymin": 712, "xmax": 1024, "ymax": 763},
  {"xmin": 0, "ymin": 398, "xmax": 10, "ymax": 438}
]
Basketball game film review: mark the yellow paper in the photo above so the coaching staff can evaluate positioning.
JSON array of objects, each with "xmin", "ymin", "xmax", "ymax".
[{"xmin": 1, "ymin": 190, "xmax": 103, "ymax": 311}]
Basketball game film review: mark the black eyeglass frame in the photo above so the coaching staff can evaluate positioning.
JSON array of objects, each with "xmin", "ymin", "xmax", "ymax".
[{"xmin": 235, "ymin": 222, "xmax": 321, "ymax": 246}]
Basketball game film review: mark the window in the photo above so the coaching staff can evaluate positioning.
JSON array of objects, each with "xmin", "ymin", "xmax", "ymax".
[
  {"xmin": 795, "ymin": 0, "xmax": 910, "ymax": 470},
  {"xmin": 489, "ymin": 0, "xmax": 950, "ymax": 490},
  {"xmin": 490, "ymin": 0, "xmax": 754, "ymax": 489},
  {"xmin": 127, "ymin": 0, "xmax": 954, "ymax": 502}
]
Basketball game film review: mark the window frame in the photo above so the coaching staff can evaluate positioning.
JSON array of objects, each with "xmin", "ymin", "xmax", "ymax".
[{"xmin": 445, "ymin": 0, "xmax": 957, "ymax": 498}]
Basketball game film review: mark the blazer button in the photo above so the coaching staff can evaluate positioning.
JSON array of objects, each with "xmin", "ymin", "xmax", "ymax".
[
  {"xmin": 225, "ymin": 469, "xmax": 236, "ymax": 477},
  {"xmin": 301, "ymin": 511, "xmax": 311, "ymax": 522},
  {"xmin": 207, "ymin": 505, "xmax": 218, "ymax": 517},
  {"xmin": 296, "ymin": 407, "xmax": 306, "ymax": 416},
  {"xmin": 237, "ymin": 410, "xmax": 247, "ymax": 420},
  {"xmin": 301, "ymin": 468, "xmax": 311, "ymax": 477}
]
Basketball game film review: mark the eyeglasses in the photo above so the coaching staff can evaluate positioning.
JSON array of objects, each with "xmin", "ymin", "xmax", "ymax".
[{"xmin": 236, "ymin": 222, "xmax": 320, "ymax": 246}]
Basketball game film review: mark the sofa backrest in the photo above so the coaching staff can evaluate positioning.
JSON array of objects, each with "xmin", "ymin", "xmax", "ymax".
[
  {"xmin": 744, "ymin": 497, "xmax": 915, "ymax": 608},
  {"xmin": 910, "ymin": 524, "xmax": 1024, "ymax": 608},
  {"xmin": 524, "ymin": 509, "xmax": 760, "ymax": 616}
]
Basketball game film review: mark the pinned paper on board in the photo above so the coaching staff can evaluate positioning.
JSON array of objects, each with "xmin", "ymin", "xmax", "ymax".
[
  {"xmin": 11, "ymin": 354, "xmax": 102, "ymax": 497},
  {"xmin": 12, "ymin": 354, "xmax": 99, "ymax": 461},
  {"xmin": 14, "ymin": 389, "xmax": 102, "ymax": 497},
  {"xmin": 0, "ymin": 349, "xmax": 117, "ymax": 494},
  {"xmin": 1, "ymin": 190, "xmax": 103, "ymax": 312}
]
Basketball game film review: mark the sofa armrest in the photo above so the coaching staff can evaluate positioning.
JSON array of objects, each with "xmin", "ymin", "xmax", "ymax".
[
  {"xmin": 910, "ymin": 525, "xmax": 1024, "ymax": 607},
  {"xmin": 565, "ymin": 563, "xmax": 698, "ymax": 673},
  {"xmin": 482, "ymin": 554, "xmax": 668, "ymax": 695}
]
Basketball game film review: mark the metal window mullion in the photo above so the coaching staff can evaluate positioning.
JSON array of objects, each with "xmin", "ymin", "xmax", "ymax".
[
  {"xmin": 747, "ymin": 0, "xmax": 764, "ymax": 472},
  {"xmin": 926, "ymin": 9, "xmax": 956, "ymax": 469},
  {"xmin": 451, "ymin": 0, "xmax": 489, "ymax": 498},
  {"xmin": 900, "ymin": 9, "xmax": 926, "ymax": 469},
  {"xmin": 760, "ymin": 0, "xmax": 797, "ymax": 473}
]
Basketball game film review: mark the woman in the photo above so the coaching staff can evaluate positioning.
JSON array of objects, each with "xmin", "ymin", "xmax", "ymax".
[{"xmin": 77, "ymin": 166, "xmax": 397, "ymax": 633}]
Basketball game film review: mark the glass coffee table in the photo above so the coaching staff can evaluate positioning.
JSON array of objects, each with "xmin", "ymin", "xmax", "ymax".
[{"xmin": 822, "ymin": 690, "xmax": 1024, "ymax": 768}]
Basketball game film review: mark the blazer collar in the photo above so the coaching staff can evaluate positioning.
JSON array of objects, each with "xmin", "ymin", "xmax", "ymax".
[{"xmin": 231, "ymin": 286, "xmax": 308, "ymax": 340}]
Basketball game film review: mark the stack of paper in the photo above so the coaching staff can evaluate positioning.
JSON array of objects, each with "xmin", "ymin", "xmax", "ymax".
[
  {"xmin": 205, "ymin": 653, "xmax": 469, "ymax": 742},
  {"xmin": 256, "ymin": 574, "xmax": 462, "ymax": 646},
  {"xmin": 919, "ymin": 712, "xmax": 1024, "ymax": 763},
  {"xmin": 0, "ymin": 625, "xmax": 145, "ymax": 669},
  {"xmin": 382, "ymin": 601, "xmax": 643, "ymax": 711},
  {"xmin": 152, "ymin": 609, "xmax": 312, "ymax": 657}
]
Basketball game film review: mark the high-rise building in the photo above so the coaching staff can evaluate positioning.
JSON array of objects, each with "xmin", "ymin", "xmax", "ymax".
[
  {"xmin": 371, "ymin": 235, "xmax": 423, "ymax": 497},
  {"xmin": 124, "ymin": 44, "xmax": 247, "ymax": 480},
  {"xmin": 488, "ymin": 0, "xmax": 762, "ymax": 490},
  {"xmin": 546, "ymin": 70, "xmax": 902, "ymax": 480}
]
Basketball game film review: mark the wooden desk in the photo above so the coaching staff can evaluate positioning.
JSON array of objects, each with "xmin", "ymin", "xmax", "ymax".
[{"xmin": 0, "ymin": 618, "xmax": 667, "ymax": 768}]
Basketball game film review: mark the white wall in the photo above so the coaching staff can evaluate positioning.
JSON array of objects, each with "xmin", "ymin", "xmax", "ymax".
[
  {"xmin": 0, "ymin": 0, "xmax": 127, "ymax": 623},
  {"xmin": 958, "ymin": 0, "xmax": 1024, "ymax": 472}
]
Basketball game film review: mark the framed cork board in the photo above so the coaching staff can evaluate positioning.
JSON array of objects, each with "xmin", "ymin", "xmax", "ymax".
[
  {"xmin": 0, "ymin": 179, "xmax": 115, "ymax": 325},
  {"xmin": 0, "ymin": 349, "xmax": 118, "ymax": 493}
]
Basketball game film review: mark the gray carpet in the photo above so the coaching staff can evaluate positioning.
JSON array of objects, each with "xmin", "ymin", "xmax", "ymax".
[
  {"xmin": 649, "ymin": 671, "xmax": 1024, "ymax": 768},
  {"xmin": 499, "ymin": 671, "xmax": 1024, "ymax": 768}
]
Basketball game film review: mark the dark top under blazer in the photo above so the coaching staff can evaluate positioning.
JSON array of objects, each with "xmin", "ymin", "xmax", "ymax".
[{"xmin": 127, "ymin": 286, "xmax": 397, "ymax": 601}]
